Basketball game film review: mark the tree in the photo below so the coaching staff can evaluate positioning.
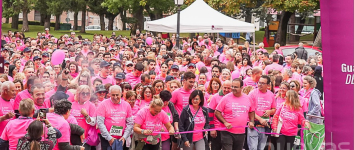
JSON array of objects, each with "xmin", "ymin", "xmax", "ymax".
[
  {"xmin": 87, "ymin": 0, "xmax": 107, "ymax": 31},
  {"xmin": 69, "ymin": 0, "xmax": 86, "ymax": 30},
  {"xmin": 47, "ymin": 0, "xmax": 72, "ymax": 30},
  {"xmin": 35, "ymin": 0, "xmax": 52, "ymax": 29},
  {"xmin": 2, "ymin": 0, "xmax": 21, "ymax": 29},
  {"xmin": 263, "ymin": 0, "xmax": 320, "ymax": 45}
]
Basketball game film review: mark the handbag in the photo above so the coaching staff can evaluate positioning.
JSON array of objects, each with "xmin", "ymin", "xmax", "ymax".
[
  {"xmin": 274, "ymin": 104, "xmax": 285, "ymax": 137},
  {"xmin": 86, "ymin": 126, "xmax": 100, "ymax": 146}
]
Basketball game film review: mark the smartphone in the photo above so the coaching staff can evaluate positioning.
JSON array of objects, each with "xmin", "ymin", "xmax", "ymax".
[
  {"xmin": 14, "ymin": 110, "xmax": 20, "ymax": 118},
  {"xmin": 39, "ymin": 109, "xmax": 47, "ymax": 119}
]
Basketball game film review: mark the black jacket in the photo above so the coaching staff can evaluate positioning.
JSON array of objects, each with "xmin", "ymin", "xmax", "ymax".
[
  {"xmin": 295, "ymin": 47, "xmax": 308, "ymax": 60},
  {"xmin": 167, "ymin": 101, "xmax": 179, "ymax": 124},
  {"xmin": 179, "ymin": 105, "xmax": 209, "ymax": 143}
]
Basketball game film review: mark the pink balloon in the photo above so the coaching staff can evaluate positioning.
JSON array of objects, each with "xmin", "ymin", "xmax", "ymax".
[
  {"xmin": 146, "ymin": 37, "xmax": 153, "ymax": 45},
  {"xmin": 51, "ymin": 50, "xmax": 66, "ymax": 65}
]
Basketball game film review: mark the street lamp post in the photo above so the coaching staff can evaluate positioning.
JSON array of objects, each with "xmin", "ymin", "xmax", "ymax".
[{"xmin": 175, "ymin": 0, "xmax": 183, "ymax": 50}]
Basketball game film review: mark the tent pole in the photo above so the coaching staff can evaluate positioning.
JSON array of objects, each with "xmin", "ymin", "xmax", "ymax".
[{"xmin": 253, "ymin": 32, "xmax": 256, "ymax": 52}]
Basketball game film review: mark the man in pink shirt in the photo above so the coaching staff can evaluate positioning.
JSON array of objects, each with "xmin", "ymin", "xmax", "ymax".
[
  {"xmin": 247, "ymin": 75, "xmax": 276, "ymax": 150},
  {"xmin": 243, "ymin": 67, "xmax": 262, "ymax": 88},
  {"xmin": 263, "ymin": 55, "xmax": 283, "ymax": 75},
  {"xmin": 80, "ymin": 41, "xmax": 90, "ymax": 57},
  {"xmin": 125, "ymin": 62, "xmax": 144, "ymax": 88},
  {"xmin": 91, "ymin": 61, "xmax": 115, "ymax": 85},
  {"xmin": 97, "ymin": 85, "xmax": 134, "ymax": 149},
  {"xmin": 215, "ymin": 78, "xmax": 255, "ymax": 150},
  {"xmin": 0, "ymin": 81, "xmax": 16, "ymax": 136},
  {"xmin": 31, "ymin": 84, "xmax": 47, "ymax": 109},
  {"xmin": 282, "ymin": 54, "xmax": 294, "ymax": 71},
  {"xmin": 0, "ymin": 98, "xmax": 36, "ymax": 150},
  {"xmin": 14, "ymin": 76, "xmax": 41, "ymax": 110},
  {"xmin": 208, "ymin": 80, "xmax": 232, "ymax": 150},
  {"xmin": 170, "ymin": 72, "xmax": 196, "ymax": 115},
  {"xmin": 44, "ymin": 28, "xmax": 51, "ymax": 38}
]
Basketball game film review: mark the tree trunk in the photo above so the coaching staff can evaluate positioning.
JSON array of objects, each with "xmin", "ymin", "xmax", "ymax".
[
  {"xmin": 73, "ymin": 11, "xmax": 78, "ymax": 30},
  {"xmin": 121, "ymin": 10, "xmax": 127, "ymax": 30},
  {"xmin": 100, "ymin": 14, "xmax": 105, "ymax": 31},
  {"xmin": 289, "ymin": 14, "xmax": 296, "ymax": 42},
  {"xmin": 295, "ymin": 17, "xmax": 306, "ymax": 42},
  {"xmin": 6, "ymin": 18, "xmax": 9, "ymax": 23},
  {"xmin": 276, "ymin": 11, "xmax": 293, "ymax": 46},
  {"xmin": 11, "ymin": 14, "xmax": 19, "ymax": 29},
  {"xmin": 313, "ymin": 27, "xmax": 321, "ymax": 47},
  {"xmin": 44, "ymin": 15, "xmax": 51, "ymax": 29},
  {"xmin": 21, "ymin": 9, "xmax": 30, "ymax": 32},
  {"xmin": 80, "ymin": 8, "xmax": 86, "ymax": 33},
  {"xmin": 108, "ymin": 15, "xmax": 114, "ymax": 30},
  {"xmin": 40, "ymin": 13, "xmax": 45, "ymax": 26},
  {"xmin": 245, "ymin": 10, "xmax": 252, "ymax": 23},
  {"xmin": 135, "ymin": 6, "xmax": 144, "ymax": 32},
  {"xmin": 55, "ymin": 14, "xmax": 61, "ymax": 30}
]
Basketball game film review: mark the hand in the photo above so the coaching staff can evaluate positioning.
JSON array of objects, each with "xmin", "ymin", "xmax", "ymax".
[
  {"xmin": 168, "ymin": 129, "xmax": 175, "ymax": 135},
  {"xmin": 143, "ymin": 130, "xmax": 152, "ymax": 135},
  {"xmin": 272, "ymin": 128, "xmax": 277, "ymax": 133},
  {"xmin": 80, "ymin": 146, "xmax": 85, "ymax": 150},
  {"xmin": 109, "ymin": 138, "xmax": 116, "ymax": 146},
  {"xmin": 119, "ymin": 137, "xmax": 125, "ymax": 146},
  {"xmin": 259, "ymin": 118, "xmax": 269, "ymax": 127},
  {"xmin": 81, "ymin": 108, "xmax": 88, "ymax": 117},
  {"xmin": 184, "ymin": 141, "xmax": 190, "ymax": 147},
  {"xmin": 41, "ymin": 119, "xmax": 51, "ymax": 126},
  {"xmin": 248, "ymin": 122, "xmax": 254, "ymax": 129},
  {"xmin": 80, "ymin": 134, "xmax": 85, "ymax": 143},
  {"xmin": 263, "ymin": 110, "xmax": 272, "ymax": 117},
  {"xmin": 224, "ymin": 122, "xmax": 232, "ymax": 129},
  {"xmin": 4, "ymin": 112, "xmax": 15, "ymax": 120},
  {"xmin": 210, "ymin": 130, "xmax": 217, "ymax": 138},
  {"xmin": 305, "ymin": 121, "xmax": 311, "ymax": 130}
]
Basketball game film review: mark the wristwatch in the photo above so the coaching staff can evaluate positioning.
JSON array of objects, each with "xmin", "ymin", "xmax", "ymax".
[{"xmin": 141, "ymin": 129, "xmax": 145, "ymax": 135}]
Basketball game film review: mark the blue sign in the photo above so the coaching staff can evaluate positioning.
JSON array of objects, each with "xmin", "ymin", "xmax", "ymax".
[{"xmin": 232, "ymin": 33, "xmax": 240, "ymax": 38}]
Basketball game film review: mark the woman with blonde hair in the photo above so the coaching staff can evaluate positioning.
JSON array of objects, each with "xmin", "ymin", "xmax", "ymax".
[
  {"xmin": 299, "ymin": 76, "xmax": 322, "ymax": 124},
  {"xmin": 272, "ymin": 90, "xmax": 310, "ymax": 150},
  {"xmin": 273, "ymin": 43, "xmax": 283, "ymax": 55}
]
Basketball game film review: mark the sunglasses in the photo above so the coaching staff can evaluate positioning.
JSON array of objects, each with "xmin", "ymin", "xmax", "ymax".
[
  {"xmin": 80, "ymin": 92, "xmax": 90, "ymax": 96},
  {"xmin": 143, "ymin": 85, "xmax": 152, "ymax": 88},
  {"xmin": 120, "ymin": 82, "xmax": 129, "ymax": 85}
]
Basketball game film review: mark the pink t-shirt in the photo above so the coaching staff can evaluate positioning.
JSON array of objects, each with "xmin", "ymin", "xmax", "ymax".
[
  {"xmin": 243, "ymin": 77, "xmax": 257, "ymax": 88},
  {"xmin": 13, "ymin": 90, "xmax": 31, "ymax": 110},
  {"xmin": 231, "ymin": 70, "xmax": 241, "ymax": 80},
  {"xmin": 46, "ymin": 113, "xmax": 71, "ymax": 150},
  {"xmin": 189, "ymin": 105, "xmax": 205, "ymax": 142},
  {"xmin": 91, "ymin": 75, "xmax": 115, "ymax": 85},
  {"xmin": 208, "ymin": 93, "xmax": 223, "ymax": 128},
  {"xmin": 216, "ymin": 93, "xmax": 253, "ymax": 134},
  {"xmin": 170, "ymin": 88, "xmax": 194, "ymax": 115},
  {"xmin": 1, "ymin": 118, "xmax": 33, "ymax": 150},
  {"xmin": 125, "ymin": 73, "xmax": 141, "ymax": 88},
  {"xmin": 248, "ymin": 89, "xmax": 276, "ymax": 118},
  {"xmin": 137, "ymin": 99, "xmax": 151, "ymax": 110},
  {"xmin": 272, "ymin": 105, "xmax": 305, "ymax": 136},
  {"xmin": 44, "ymin": 89, "xmax": 75, "ymax": 107},
  {"xmin": 196, "ymin": 61, "xmax": 205, "ymax": 71},
  {"xmin": 161, "ymin": 106, "xmax": 173, "ymax": 141},
  {"xmin": 240, "ymin": 66, "xmax": 252, "ymax": 77},
  {"xmin": 263, "ymin": 63, "xmax": 283, "ymax": 75},
  {"xmin": 71, "ymin": 101, "xmax": 96, "ymax": 137},
  {"xmin": 218, "ymin": 53, "xmax": 226, "ymax": 63},
  {"xmin": 299, "ymin": 88, "xmax": 313, "ymax": 113},
  {"xmin": 96, "ymin": 99, "xmax": 132, "ymax": 139},
  {"xmin": 275, "ymin": 97, "xmax": 286, "ymax": 109},
  {"xmin": 134, "ymin": 107, "xmax": 169, "ymax": 143},
  {"xmin": 0, "ymin": 98, "xmax": 14, "ymax": 135}
]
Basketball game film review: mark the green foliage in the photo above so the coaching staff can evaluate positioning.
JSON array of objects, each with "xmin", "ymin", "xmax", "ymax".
[
  {"xmin": 263, "ymin": 0, "xmax": 320, "ymax": 13},
  {"xmin": 47, "ymin": 0, "xmax": 72, "ymax": 16}
]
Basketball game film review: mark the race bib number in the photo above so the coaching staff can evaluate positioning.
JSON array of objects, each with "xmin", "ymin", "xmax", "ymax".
[
  {"xmin": 261, "ymin": 116, "xmax": 270, "ymax": 122},
  {"xmin": 294, "ymin": 136, "xmax": 301, "ymax": 145},
  {"xmin": 110, "ymin": 126, "xmax": 123, "ymax": 136}
]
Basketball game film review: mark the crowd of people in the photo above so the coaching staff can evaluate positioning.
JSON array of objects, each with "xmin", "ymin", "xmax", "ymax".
[{"xmin": 0, "ymin": 28, "xmax": 324, "ymax": 150}]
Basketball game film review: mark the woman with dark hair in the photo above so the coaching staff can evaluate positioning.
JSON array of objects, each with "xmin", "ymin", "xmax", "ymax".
[
  {"xmin": 17, "ymin": 120, "xmax": 57, "ymax": 150},
  {"xmin": 133, "ymin": 83, "xmax": 143, "ymax": 100},
  {"xmin": 165, "ymin": 39, "xmax": 173, "ymax": 51},
  {"xmin": 137, "ymin": 86, "xmax": 155, "ymax": 109},
  {"xmin": 120, "ymin": 83, "xmax": 132, "ymax": 101},
  {"xmin": 68, "ymin": 62, "xmax": 79, "ymax": 78},
  {"xmin": 232, "ymin": 59, "xmax": 242, "ymax": 79},
  {"xmin": 8, "ymin": 65, "xmax": 17, "ymax": 79},
  {"xmin": 152, "ymin": 80, "xmax": 164, "ymax": 96},
  {"xmin": 179, "ymin": 90, "xmax": 209, "ymax": 150},
  {"xmin": 240, "ymin": 57, "xmax": 252, "ymax": 77},
  {"xmin": 155, "ymin": 63, "xmax": 169, "ymax": 81},
  {"xmin": 313, "ymin": 66, "xmax": 323, "ymax": 100}
]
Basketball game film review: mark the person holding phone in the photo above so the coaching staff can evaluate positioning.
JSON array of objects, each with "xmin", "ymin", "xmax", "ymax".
[{"xmin": 0, "ymin": 81, "xmax": 16, "ymax": 136}]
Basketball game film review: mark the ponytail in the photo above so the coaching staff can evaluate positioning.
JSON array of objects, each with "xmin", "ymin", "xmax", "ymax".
[{"xmin": 30, "ymin": 140, "xmax": 41, "ymax": 150}]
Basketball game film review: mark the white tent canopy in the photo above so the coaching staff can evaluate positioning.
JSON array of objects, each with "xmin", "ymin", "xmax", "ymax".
[{"xmin": 144, "ymin": 0, "xmax": 255, "ymax": 33}]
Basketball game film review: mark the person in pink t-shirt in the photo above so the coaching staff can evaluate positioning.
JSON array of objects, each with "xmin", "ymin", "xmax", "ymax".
[
  {"xmin": 133, "ymin": 97, "xmax": 175, "ymax": 150},
  {"xmin": 125, "ymin": 62, "xmax": 144, "ymax": 88},
  {"xmin": 91, "ymin": 61, "xmax": 115, "ymax": 85},
  {"xmin": 137, "ymin": 86, "xmax": 155, "ymax": 110},
  {"xmin": 97, "ymin": 85, "xmax": 134, "ymax": 150},
  {"xmin": 242, "ymin": 67, "xmax": 262, "ymax": 88},
  {"xmin": 170, "ymin": 72, "xmax": 196, "ymax": 115},
  {"xmin": 71, "ymin": 85, "xmax": 97, "ymax": 149},
  {"xmin": 47, "ymin": 99, "xmax": 85, "ymax": 150},
  {"xmin": 179, "ymin": 90, "xmax": 209, "ymax": 150},
  {"xmin": 208, "ymin": 80, "xmax": 232, "ymax": 150},
  {"xmin": 272, "ymin": 90, "xmax": 310, "ymax": 150},
  {"xmin": 0, "ymin": 81, "xmax": 16, "ymax": 136},
  {"xmin": 30, "ymin": 84, "xmax": 47, "ymax": 109},
  {"xmin": 0, "ymin": 98, "xmax": 36, "ymax": 150},
  {"xmin": 263, "ymin": 55, "xmax": 283, "ymax": 75},
  {"xmin": 215, "ymin": 78, "xmax": 255, "ymax": 150},
  {"xmin": 247, "ymin": 75, "xmax": 276, "ymax": 150},
  {"xmin": 14, "ymin": 76, "xmax": 41, "ymax": 110}
]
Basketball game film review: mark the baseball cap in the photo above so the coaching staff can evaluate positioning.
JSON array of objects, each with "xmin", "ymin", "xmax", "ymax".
[
  {"xmin": 33, "ymin": 56, "xmax": 42, "ymax": 61},
  {"xmin": 171, "ymin": 65, "xmax": 179, "ymax": 70},
  {"xmin": 165, "ymin": 75, "xmax": 174, "ymax": 82},
  {"xmin": 187, "ymin": 63, "xmax": 196, "ymax": 68},
  {"xmin": 1, "ymin": 48, "xmax": 9, "ymax": 52},
  {"xmin": 113, "ymin": 62, "xmax": 121, "ymax": 68},
  {"xmin": 23, "ymin": 47, "xmax": 31, "ymax": 52},
  {"xmin": 4, "ymin": 60, "xmax": 10, "ymax": 65},
  {"xmin": 95, "ymin": 85, "xmax": 107, "ymax": 93},
  {"xmin": 42, "ymin": 53, "xmax": 49, "ymax": 57},
  {"xmin": 82, "ymin": 41, "xmax": 89, "ymax": 45},
  {"xmin": 67, "ymin": 42, "xmax": 73, "ymax": 45},
  {"xmin": 50, "ymin": 91, "xmax": 69, "ymax": 101},
  {"xmin": 73, "ymin": 41, "xmax": 80, "ymax": 45},
  {"xmin": 100, "ymin": 61, "xmax": 111, "ymax": 68},
  {"xmin": 115, "ymin": 73, "xmax": 126, "ymax": 79},
  {"xmin": 125, "ymin": 61, "xmax": 133, "ymax": 66}
]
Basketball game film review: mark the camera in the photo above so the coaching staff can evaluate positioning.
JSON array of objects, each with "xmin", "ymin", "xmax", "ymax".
[{"xmin": 39, "ymin": 109, "xmax": 47, "ymax": 119}]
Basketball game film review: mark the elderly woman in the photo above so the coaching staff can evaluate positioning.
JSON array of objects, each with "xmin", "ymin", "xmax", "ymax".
[
  {"xmin": 220, "ymin": 69, "xmax": 231, "ymax": 83},
  {"xmin": 133, "ymin": 96, "xmax": 175, "ymax": 150},
  {"xmin": 282, "ymin": 69, "xmax": 293, "ymax": 82},
  {"xmin": 299, "ymin": 76, "xmax": 323, "ymax": 124},
  {"xmin": 72, "ymin": 85, "xmax": 96, "ymax": 149}
]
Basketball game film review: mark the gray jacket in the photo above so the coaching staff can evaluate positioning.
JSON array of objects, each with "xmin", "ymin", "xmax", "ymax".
[{"xmin": 307, "ymin": 89, "xmax": 322, "ymax": 124}]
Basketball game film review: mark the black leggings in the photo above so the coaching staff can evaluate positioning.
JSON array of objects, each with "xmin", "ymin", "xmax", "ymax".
[{"xmin": 276, "ymin": 135, "xmax": 295, "ymax": 150}]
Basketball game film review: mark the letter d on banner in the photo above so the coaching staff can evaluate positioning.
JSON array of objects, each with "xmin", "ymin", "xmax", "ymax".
[{"xmin": 322, "ymin": 0, "xmax": 354, "ymax": 149}]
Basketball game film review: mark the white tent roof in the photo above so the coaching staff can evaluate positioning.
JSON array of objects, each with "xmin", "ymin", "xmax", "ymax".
[{"xmin": 144, "ymin": 0, "xmax": 255, "ymax": 33}]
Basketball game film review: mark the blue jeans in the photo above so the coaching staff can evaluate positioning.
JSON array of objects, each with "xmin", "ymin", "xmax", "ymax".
[{"xmin": 247, "ymin": 127, "xmax": 268, "ymax": 150}]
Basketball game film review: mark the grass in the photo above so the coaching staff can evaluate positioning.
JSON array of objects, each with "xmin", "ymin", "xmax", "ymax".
[{"xmin": 1, "ymin": 23, "xmax": 313, "ymax": 44}]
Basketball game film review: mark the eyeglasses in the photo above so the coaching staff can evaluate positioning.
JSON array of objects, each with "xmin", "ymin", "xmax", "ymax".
[
  {"xmin": 143, "ymin": 85, "xmax": 152, "ymax": 88},
  {"xmin": 80, "ymin": 92, "xmax": 90, "ymax": 96},
  {"xmin": 97, "ymin": 91, "xmax": 106, "ymax": 94},
  {"xmin": 258, "ymin": 82, "xmax": 267, "ymax": 85},
  {"xmin": 193, "ymin": 98, "xmax": 201, "ymax": 101},
  {"xmin": 127, "ymin": 65, "xmax": 133, "ymax": 67},
  {"xmin": 290, "ymin": 85, "xmax": 296, "ymax": 88}
]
